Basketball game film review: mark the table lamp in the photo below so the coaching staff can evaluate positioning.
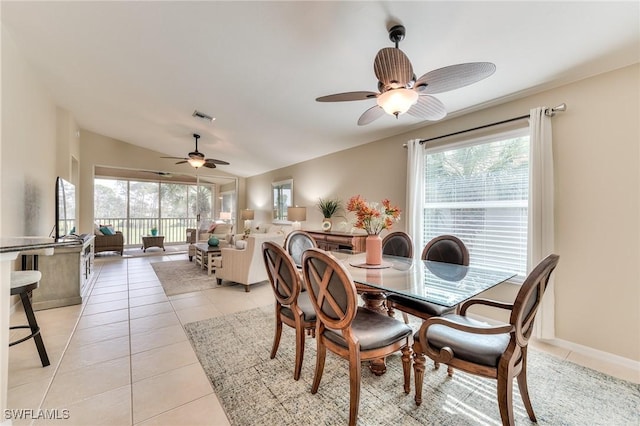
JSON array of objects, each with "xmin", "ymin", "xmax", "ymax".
[
  {"xmin": 287, "ymin": 206, "xmax": 306, "ymax": 230},
  {"xmin": 241, "ymin": 209, "xmax": 254, "ymax": 233}
]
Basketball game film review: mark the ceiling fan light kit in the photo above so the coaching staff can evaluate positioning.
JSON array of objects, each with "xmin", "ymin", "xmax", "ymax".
[
  {"xmin": 316, "ymin": 25, "xmax": 496, "ymax": 126},
  {"xmin": 160, "ymin": 133, "xmax": 230, "ymax": 169},
  {"xmin": 187, "ymin": 157, "xmax": 206, "ymax": 168},
  {"xmin": 376, "ymin": 88, "xmax": 418, "ymax": 117}
]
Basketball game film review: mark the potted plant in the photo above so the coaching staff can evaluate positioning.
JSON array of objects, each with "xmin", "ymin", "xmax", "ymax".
[
  {"xmin": 150, "ymin": 226, "xmax": 158, "ymax": 236},
  {"xmin": 317, "ymin": 197, "xmax": 342, "ymax": 231}
]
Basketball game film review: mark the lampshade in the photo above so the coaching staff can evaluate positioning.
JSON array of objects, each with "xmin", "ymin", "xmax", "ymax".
[
  {"xmin": 219, "ymin": 211, "xmax": 232, "ymax": 220},
  {"xmin": 376, "ymin": 88, "xmax": 418, "ymax": 116},
  {"xmin": 287, "ymin": 206, "xmax": 306, "ymax": 222},
  {"xmin": 187, "ymin": 157, "xmax": 206, "ymax": 168},
  {"xmin": 241, "ymin": 209, "xmax": 254, "ymax": 220}
]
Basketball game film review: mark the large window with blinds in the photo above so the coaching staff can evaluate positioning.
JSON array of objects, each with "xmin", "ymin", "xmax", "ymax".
[{"xmin": 424, "ymin": 128, "xmax": 530, "ymax": 278}]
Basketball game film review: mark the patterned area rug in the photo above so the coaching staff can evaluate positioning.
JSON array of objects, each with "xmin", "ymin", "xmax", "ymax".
[
  {"xmin": 152, "ymin": 259, "xmax": 220, "ymax": 296},
  {"xmin": 184, "ymin": 307, "xmax": 639, "ymax": 426}
]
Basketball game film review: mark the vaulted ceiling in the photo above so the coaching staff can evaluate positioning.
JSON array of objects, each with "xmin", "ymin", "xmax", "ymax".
[{"xmin": 2, "ymin": 1, "xmax": 638, "ymax": 177}]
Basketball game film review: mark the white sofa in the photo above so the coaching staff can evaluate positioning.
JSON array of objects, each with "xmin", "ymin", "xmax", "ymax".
[{"xmin": 214, "ymin": 233, "xmax": 286, "ymax": 291}]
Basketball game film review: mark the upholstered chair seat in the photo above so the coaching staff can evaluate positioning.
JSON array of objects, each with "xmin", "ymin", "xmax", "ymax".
[
  {"xmin": 413, "ymin": 314, "xmax": 510, "ymax": 367},
  {"xmin": 279, "ymin": 291, "xmax": 316, "ymax": 323},
  {"xmin": 388, "ymin": 295, "xmax": 455, "ymax": 317},
  {"xmin": 324, "ymin": 307, "xmax": 412, "ymax": 350}
]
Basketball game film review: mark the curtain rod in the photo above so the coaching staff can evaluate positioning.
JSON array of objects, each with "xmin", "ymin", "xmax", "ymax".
[{"xmin": 416, "ymin": 103, "xmax": 567, "ymax": 145}]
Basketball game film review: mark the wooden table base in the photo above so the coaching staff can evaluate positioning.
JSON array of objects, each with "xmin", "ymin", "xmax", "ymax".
[{"xmin": 356, "ymin": 284, "xmax": 389, "ymax": 375}]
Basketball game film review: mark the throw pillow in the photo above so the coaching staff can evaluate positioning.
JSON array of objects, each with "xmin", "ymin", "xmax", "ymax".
[
  {"xmin": 235, "ymin": 240, "xmax": 247, "ymax": 250},
  {"xmin": 100, "ymin": 226, "xmax": 115, "ymax": 236},
  {"xmin": 207, "ymin": 222, "xmax": 217, "ymax": 233}
]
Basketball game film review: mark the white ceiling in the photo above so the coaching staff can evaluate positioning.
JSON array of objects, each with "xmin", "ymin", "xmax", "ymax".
[{"xmin": 2, "ymin": 1, "xmax": 638, "ymax": 178}]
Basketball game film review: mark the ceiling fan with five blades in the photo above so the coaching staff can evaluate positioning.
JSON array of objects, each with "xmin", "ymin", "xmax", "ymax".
[
  {"xmin": 316, "ymin": 25, "xmax": 496, "ymax": 125},
  {"xmin": 161, "ymin": 133, "xmax": 229, "ymax": 169}
]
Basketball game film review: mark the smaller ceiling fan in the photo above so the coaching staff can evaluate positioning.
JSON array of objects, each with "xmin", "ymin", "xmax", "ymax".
[
  {"xmin": 161, "ymin": 133, "xmax": 229, "ymax": 169},
  {"xmin": 316, "ymin": 25, "xmax": 496, "ymax": 126}
]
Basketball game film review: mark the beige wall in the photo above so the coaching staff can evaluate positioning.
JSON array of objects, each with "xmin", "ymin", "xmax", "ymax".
[{"xmin": 246, "ymin": 64, "xmax": 640, "ymax": 362}]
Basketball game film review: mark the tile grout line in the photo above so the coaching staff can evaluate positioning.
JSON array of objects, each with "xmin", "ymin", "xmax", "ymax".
[
  {"xmin": 28, "ymin": 260, "xmax": 105, "ymax": 426},
  {"xmin": 127, "ymin": 258, "xmax": 135, "ymax": 426}
]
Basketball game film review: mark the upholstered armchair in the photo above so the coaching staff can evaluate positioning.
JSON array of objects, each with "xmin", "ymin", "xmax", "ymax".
[{"xmin": 214, "ymin": 233, "xmax": 285, "ymax": 291}]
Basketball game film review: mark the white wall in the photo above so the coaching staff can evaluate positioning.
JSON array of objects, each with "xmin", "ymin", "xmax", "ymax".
[
  {"xmin": 1, "ymin": 25, "xmax": 58, "ymax": 237},
  {"xmin": 1, "ymin": 23, "xmax": 62, "ymax": 419},
  {"xmin": 246, "ymin": 64, "xmax": 640, "ymax": 362}
]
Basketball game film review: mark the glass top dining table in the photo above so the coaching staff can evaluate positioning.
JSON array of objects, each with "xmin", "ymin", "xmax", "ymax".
[{"xmin": 332, "ymin": 250, "xmax": 517, "ymax": 308}]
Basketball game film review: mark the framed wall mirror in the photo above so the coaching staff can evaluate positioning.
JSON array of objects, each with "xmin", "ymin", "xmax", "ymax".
[{"xmin": 272, "ymin": 179, "xmax": 293, "ymax": 222}]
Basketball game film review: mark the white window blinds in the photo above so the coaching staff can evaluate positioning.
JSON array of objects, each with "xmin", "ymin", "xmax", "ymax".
[{"xmin": 424, "ymin": 129, "xmax": 530, "ymax": 278}]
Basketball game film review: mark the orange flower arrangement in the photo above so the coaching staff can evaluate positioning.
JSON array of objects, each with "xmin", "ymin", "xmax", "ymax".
[{"xmin": 346, "ymin": 195, "xmax": 401, "ymax": 235}]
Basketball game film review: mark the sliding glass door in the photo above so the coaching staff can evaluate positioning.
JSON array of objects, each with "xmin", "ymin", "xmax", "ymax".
[{"xmin": 94, "ymin": 178, "xmax": 216, "ymax": 245}]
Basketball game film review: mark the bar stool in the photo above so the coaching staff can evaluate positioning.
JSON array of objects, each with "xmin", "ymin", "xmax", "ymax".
[{"xmin": 9, "ymin": 248, "xmax": 53, "ymax": 367}]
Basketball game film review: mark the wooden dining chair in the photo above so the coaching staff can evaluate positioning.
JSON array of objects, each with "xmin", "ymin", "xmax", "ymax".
[
  {"xmin": 386, "ymin": 235, "xmax": 469, "ymax": 324},
  {"xmin": 412, "ymin": 254, "xmax": 560, "ymax": 426},
  {"xmin": 283, "ymin": 230, "xmax": 317, "ymax": 268},
  {"xmin": 262, "ymin": 241, "xmax": 316, "ymax": 380},
  {"xmin": 381, "ymin": 231, "xmax": 413, "ymax": 258},
  {"xmin": 301, "ymin": 248, "xmax": 413, "ymax": 426}
]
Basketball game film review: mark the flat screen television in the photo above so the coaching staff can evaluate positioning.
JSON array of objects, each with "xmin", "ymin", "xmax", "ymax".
[{"xmin": 55, "ymin": 177, "xmax": 76, "ymax": 240}]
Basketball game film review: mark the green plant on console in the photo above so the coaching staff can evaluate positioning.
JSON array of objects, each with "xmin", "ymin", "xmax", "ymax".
[{"xmin": 317, "ymin": 197, "xmax": 342, "ymax": 219}]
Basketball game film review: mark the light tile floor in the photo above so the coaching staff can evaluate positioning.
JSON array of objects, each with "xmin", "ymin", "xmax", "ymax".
[
  {"xmin": 8, "ymin": 252, "xmax": 273, "ymax": 425},
  {"xmin": 7, "ymin": 252, "xmax": 639, "ymax": 425}
]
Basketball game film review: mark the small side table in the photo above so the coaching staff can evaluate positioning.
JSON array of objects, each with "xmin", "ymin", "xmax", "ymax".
[
  {"xmin": 141, "ymin": 235, "xmax": 165, "ymax": 252},
  {"xmin": 193, "ymin": 242, "xmax": 225, "ymax": 276}
]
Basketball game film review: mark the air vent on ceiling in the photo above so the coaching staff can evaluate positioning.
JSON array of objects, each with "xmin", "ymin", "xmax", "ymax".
[{"xmin": 192, "ymin": 110, "xmax": 215, "ymax": 122}]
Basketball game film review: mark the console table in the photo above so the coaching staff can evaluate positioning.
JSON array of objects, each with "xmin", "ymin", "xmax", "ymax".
[{"xmin": 305, "ymin": 230, "xmax": 367, "ymax": 252}]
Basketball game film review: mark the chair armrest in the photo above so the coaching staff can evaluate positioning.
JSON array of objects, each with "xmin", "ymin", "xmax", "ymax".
[
  {"xmin": 459, "ymin": 298, "xmax": 514, "ymax": 316},
  {"xmin": 418, "ymin": 316, "xmax": 514, "ymax": 364}
]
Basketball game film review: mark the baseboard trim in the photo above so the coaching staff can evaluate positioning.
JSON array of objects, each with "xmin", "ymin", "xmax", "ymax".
[
  {"xmin": 469, "ymin": 312, "xmax": 639, "ymax": 372},
  {"xmin": 543, "ymin": 337, "xmax": 640, "ymax": 371}
]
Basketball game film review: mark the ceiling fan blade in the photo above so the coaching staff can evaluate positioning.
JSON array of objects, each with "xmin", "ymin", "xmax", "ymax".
[
  {"xmin": 160, "ymin": 156, "xmax": 187, "ymax": 160},
  {"xmin": 406, "ymin": 95, "xmax": 447, "ymax": 121},
  {"xmin": 205, "ymin": 158, "xmax": 230, "ymax": 165},
  {"xmin": 357, "ymin": 105, "xmax": 385, "ymax": 126},
  {"xmin": 175, "ymin": 160, "xmax": 188, "ymax": 165},
  {"xmin": 415, "ymin": 62, "xmax": 496, "ymax": 94},
  {"xmin": 202, "ymin": 162, "xmax": 217, "ymax": 169},
  {"xmin": 374, "ymin": 47, "xmax": 414, "ymax": 88},
  {"xmin": 316, "ymin": 91, "xmax": 378, "ymax": 102}
]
